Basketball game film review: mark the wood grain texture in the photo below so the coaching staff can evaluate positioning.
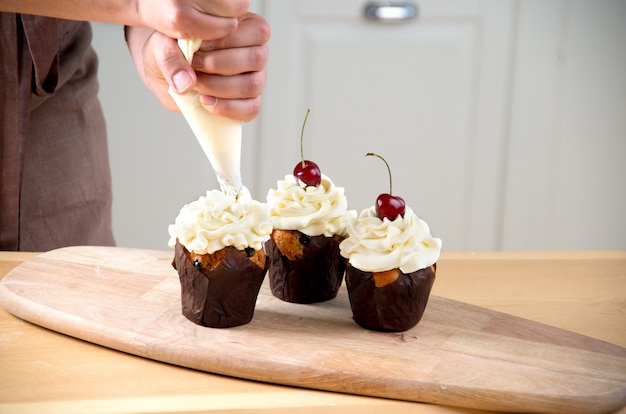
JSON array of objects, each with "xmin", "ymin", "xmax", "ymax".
[{"xmin": 0, "ymin": 246, "xmax": 625, "ymax": 414}]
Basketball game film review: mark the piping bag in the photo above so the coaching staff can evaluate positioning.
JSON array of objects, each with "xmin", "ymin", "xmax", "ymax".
[{"xmin": 168, "ymin": 39, "xmax": 242, "ymax": 196}]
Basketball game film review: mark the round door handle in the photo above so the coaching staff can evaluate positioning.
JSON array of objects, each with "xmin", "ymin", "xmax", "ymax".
[{"xmin": 363, "ymin": 1, "xmax": 418, "ymax": 22}]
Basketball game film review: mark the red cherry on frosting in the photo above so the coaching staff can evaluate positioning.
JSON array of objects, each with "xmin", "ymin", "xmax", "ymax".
[
  {"xmin": 366, "ymin": 152, "xmax": 406, "ymax": 220},
  {"xmin": 294, "ymin": 160, "xmax": 322, "ymax": 187},
  {"xmin": 376, "ymin": 193, "xmax": 406, "ymax": 221},
  {"xmin": 293, "ymin": 109, "xmax": 322, "ymax": 187}
]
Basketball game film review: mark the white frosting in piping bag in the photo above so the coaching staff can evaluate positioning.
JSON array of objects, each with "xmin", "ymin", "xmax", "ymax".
[{"xmin": 168, "ymin": 39, "xmax": 242, "ymax": 196}]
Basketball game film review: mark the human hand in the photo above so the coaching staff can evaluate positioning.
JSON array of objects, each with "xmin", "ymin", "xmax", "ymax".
[
  {"xmin": 0, "ymin": 0, "xmax": 248, "ymax": 40},
  {"xmin": 127, "ymin": 12, "xmax": 270, "ymax": 122},
  {"xmin": 134, "ymin": 0, "xmax": 249, "ymax": 41}
]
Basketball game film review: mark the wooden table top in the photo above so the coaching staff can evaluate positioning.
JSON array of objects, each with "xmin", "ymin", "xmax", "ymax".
[{"xmin": 1, "ymin": 250, "xmax": 625, "ymax": 414}]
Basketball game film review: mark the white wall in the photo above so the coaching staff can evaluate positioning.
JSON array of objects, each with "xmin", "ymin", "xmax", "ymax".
[{"xmin": 500, "ymin": 0, "xmax": 626, "ymax": 250}]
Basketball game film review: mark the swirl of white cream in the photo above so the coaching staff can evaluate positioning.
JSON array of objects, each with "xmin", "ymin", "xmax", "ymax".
[
  {"xmin": 339, "ymin": 206, "xmax": 442, "ymax": 273},
  {"xmin": 266, "ymin": 174, "xmax": 356, "ymax": 237},
  {"xmin": 168, "ymin": 186, "xmax": 272, "ymax": 254}
]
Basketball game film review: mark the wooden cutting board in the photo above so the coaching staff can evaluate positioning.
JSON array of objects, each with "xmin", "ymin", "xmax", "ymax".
[{"xmin": 0, "ymin": 246, "xmax": 624, "ymax": 413}]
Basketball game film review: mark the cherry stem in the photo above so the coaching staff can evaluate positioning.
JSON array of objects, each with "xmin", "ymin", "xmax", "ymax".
[
  {"xmin": 366, "ymin": 152, "xmax": 393, "ymax": 195},
  {"xmin": 300, "ymin": 109, "xmax": 311, "ymax": 168}
]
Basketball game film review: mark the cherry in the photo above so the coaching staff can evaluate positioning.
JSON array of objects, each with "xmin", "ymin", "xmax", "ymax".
[
  {"xmin": 376, "ymin": 194, "xmax": 406, "ymax": 221},
  {"xmin": 294, "ymin": 160, "xmax": 321, "ymax": 187},
  {"xmin": 366, "ymin": 152, "xmax": 406, "ymax": 220},
  {"xmin": 293, "ymin": 109, "xmax": 322, "ymax": 187}
]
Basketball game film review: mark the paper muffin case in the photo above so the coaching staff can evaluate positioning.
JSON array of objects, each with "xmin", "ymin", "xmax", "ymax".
[
  {"xmin": 344, "ymin": 263, "xmax": 436, "ymax": 332},
  {"xmin": 265, "ymin": 230, "xmax": 346, "ymax": 304},
  {"xmin": 172, "ymin": 241, "xmax": 268, "ymax": 328}
]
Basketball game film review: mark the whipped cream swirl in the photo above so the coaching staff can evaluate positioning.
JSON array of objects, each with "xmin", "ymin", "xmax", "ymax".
[
  {"xmin": 168, "ymin": 187, "xmax": 271, "ymax": 254},
  {"xmin": 340, "ymin": 206, "xmax": 442, "ymax": 273},
  {"xmin": 266, "ymin": 174, "xmax": 356, "ymax": 237}
]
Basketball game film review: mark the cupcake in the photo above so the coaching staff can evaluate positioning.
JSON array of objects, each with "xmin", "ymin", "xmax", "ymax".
[
  {"xmin": 167, "ymin": 39, "xmax": 271, "ymax": 328},
  {"xmin": 266, "ymin": 173, "xmax": 356, "ymax": 303},
  {"xmin": 339, "ymin": 153, "xmax": 442, "ymax": 332},
  {"xmin": 168, "ymin": 187, "xmax": 272, "ymax": 328}
]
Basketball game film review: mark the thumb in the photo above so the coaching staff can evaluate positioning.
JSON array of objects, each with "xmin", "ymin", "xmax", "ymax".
[{"xmin": 153, "ymin": 35, "xmax": 197, "ymax": 94}]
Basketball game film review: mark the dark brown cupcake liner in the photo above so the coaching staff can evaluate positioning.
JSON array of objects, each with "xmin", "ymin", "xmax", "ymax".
[
  {"xmin": 266, "ymin": 231, "xmax": 346, "ymax": 304},
  {"xmin": 345, "ymin": 263, "xmax": 436, "ymax": 332},
  {"xmin": 172, "ymin": 241, "xmax": 268, "ymax": 328}
]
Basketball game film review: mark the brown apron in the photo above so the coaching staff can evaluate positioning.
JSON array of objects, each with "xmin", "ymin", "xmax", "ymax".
[{"xmin": 0, "ymin": 14, "xmax": 115, "ymax": 251}]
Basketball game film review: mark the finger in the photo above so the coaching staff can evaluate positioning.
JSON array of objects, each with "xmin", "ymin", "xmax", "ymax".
[
  {"xmin": 191, "ymin": 45, "xmax": 268, "ymax": 76},
  {"xmin": 171, "ymin": 1, "xmax": 251, "ymax": 39},
  {"xmin": 200, "ymin": 95, "xmax": 263, "ymax": 122},
  {"xmin": 195, "ymin": 69, "xmax": 266, "ymax": 100},
  {"xmin": 162, "ymin": 13, "xmax": 238, "ymax": 41},
  {"xmin": 196, "ymin": 0, "xmax": 250, "ymax": 18},
  {"xmin": 197, "ymin": 12, "xmax": 271, "ymax": 51}
]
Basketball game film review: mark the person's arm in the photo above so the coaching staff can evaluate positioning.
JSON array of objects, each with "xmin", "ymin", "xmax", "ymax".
[
  {"xmin": 125, "ymin": 12, "xmax": 270, "ymax": 122},
  {"xmin": 0, "ymin": 0, "xmax": 247, "ymax": 40}
]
